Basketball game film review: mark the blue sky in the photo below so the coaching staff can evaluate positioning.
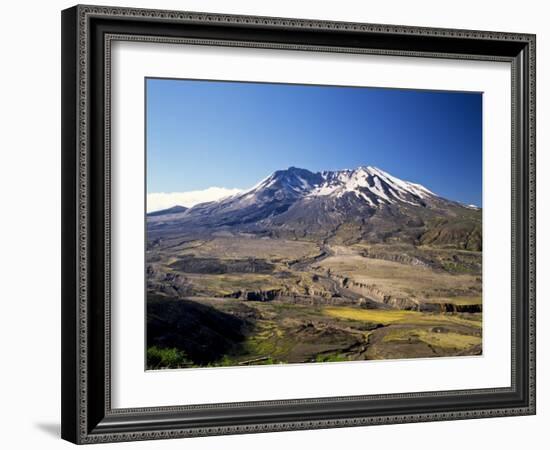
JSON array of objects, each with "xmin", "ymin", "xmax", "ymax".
[{"xmin": 146, "ymin": 78, "xmax": 482, "ymax": 207}]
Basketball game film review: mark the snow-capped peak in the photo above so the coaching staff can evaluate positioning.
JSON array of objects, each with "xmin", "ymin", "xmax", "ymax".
[
  {"xmin": 190, "ymin": 165, "xmax": 439, "ymax": 212},
  {"xmin": 307, "ymin": 165, "xmax": 436, "ymax": 207}
]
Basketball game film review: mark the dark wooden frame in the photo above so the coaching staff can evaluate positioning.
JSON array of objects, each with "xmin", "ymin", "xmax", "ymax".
[{"xmin": 61, "ymin": 4, "xmax": 536, "ymax": 444}]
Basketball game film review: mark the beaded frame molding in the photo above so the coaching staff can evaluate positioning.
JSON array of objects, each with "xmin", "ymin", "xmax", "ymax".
[{"xmin": 61, "ymin": 4, "xmax": 536, "ymax": 444}]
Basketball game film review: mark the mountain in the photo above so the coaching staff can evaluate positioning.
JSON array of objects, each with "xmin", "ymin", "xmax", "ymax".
[
  {"xmin": 147, "ymin": 205, "xmax": 188, "ymax": 217},
  {"xmin": 147, "ymin": 166, "xmax": 481, "ymax": 250}
]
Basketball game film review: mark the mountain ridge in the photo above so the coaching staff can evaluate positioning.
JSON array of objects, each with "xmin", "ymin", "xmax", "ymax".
[
  {"xmin": 147, "ymin": 165, "xmax": 481, "ymax": 251},
  {"xmin": 147, "ymin": 205, "xmax": 188, "ymax": 217}
]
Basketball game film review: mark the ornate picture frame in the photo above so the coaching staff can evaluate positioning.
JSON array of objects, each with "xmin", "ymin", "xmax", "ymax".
[{"xmin": 61, "ymin": 5, "xmax": 536, "ymax": 444}]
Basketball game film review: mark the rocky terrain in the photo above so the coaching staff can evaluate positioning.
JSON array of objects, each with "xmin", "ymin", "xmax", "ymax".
[{"xmin": 146, "ymin": 166, "xmax": 482, "ymax": 369}]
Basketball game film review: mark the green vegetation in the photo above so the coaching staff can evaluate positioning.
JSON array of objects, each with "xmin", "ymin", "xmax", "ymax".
[
  {"xmin": 242, "ymin": 321, "xmax": 291, "ymax": 358},
  {"xmin": 146, "ymin": 346, "xmax": 192, "ymax": 369},
  {"xmin": 315, "ymin": 353, "xmax": 349, "ymax": 363}
]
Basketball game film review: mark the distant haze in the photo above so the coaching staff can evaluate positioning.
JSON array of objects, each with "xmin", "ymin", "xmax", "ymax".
[{"xmin": 147, "ymin": 187, "xmax": 242, "ymax": 212}]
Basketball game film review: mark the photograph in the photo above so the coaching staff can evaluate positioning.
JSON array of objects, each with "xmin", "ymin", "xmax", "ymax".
[
  {"xmin": 57, "ymin": 3, "xmax": 537, "ymax": 445},
  {"xmin": 145, "ymin": 78, "xmax": 483, "ymax": 370}
]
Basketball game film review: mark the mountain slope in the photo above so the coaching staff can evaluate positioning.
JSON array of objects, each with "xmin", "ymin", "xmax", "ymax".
[{"xmin": 147, "ymin": 166, "xmax": 481, "ymax": 250}]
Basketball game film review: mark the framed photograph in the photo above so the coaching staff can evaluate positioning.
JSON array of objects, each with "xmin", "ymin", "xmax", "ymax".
[{"xmin": 61, "ymin": 5, "xmax": 536, "ymax": 444}]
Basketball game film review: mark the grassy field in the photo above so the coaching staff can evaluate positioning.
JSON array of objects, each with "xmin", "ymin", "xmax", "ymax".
[{"xmin": 323, "ymin": 306, "xmax": 481, "ymax": 328}]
